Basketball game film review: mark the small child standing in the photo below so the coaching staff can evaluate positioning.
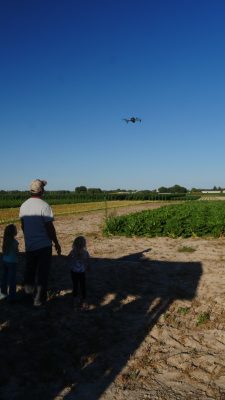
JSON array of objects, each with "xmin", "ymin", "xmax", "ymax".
[
  {"xmin": 0, "ymin": 224, "xmax": 19, "ymax": 303},
  {"xmin": 67, "ymin": 236, "xmax": 90, "ymax": 310}
]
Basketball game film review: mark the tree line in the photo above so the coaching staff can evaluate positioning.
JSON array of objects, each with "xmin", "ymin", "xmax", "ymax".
[
  {"xmin": 1, "ymin": 183, "xmax": 224, "ymax": 195},
  {"xmin": 0, "ymin": 188, "xmax": 199, "ymax": 209}
]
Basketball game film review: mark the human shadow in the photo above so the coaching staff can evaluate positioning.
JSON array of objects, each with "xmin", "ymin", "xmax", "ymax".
[{"xmin": 0, "ymin": 250, "xmax": 202, "ymax": 400}]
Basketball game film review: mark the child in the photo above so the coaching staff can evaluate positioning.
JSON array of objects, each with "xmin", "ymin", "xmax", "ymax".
[
  {"xmin": 0, "ymin": 224, "xmax": 19, "ymax": 303},
  {"xmin": 67, "ymin": 236, "xmax": 90, "ymax": 310}
]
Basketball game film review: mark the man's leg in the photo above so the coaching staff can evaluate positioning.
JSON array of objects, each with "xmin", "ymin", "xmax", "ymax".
[
  {"xmin": 34, "ymin": 246, "xmax": 52, "ymax": 305},
  {"xmin": 24, "ymin": 251, "xmax": 37, "ymax": 294}
]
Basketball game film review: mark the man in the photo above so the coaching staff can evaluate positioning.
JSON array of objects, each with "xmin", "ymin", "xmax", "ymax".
[{"xmin": 19, "ymin": 179, "xmax": 61, "ymax": 306}]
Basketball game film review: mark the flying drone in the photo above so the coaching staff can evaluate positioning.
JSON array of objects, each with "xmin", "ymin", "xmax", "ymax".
[{"xmin": 123, "ymin": 117, "xmax": 141, "ymax": 124}]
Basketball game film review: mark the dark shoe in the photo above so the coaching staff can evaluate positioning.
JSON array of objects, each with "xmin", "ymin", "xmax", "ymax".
[
  {"xmin": 34, "ymin": 298, "xmax": 42, "ymax": 307},
  {"xmin": 0, "ymin": 292, "xmax": 7, "ymax": 300},
  {"xmin": 8, "ymin": 298, "xmax": 17, "ymax": 305},
  {"xmin": 19, "ymin": 291, "xmax": 33, "ymax": 305},
  {"xmin": 24, "ymin": 285, "xmax": 34, "ymax": 295}
]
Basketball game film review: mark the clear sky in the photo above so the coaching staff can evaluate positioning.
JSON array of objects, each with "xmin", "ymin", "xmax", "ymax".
[{"xmin": 1, "ymin": 0, "xmax": 225, "ymax": 191}]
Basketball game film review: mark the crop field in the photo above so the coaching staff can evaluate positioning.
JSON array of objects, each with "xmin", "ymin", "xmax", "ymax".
[
  {"xmin": 0, "ymin": 192, "xmax": 199, "ymax": 209},
  {"xmin": 104, "ymin": 200, "xmax": 225, "ymax": 238},
  {"xmin": 0, "ymin": 200, "xmax": 150, "ymax": 225}
]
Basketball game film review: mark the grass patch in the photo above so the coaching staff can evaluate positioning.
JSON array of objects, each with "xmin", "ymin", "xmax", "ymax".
[
  {"xmin": 196, "ymin": 312, "xmax": 210, "ymax": 326},
  {"xmin": 177, "ymin": 306, "xmax": 190, "ymax": 315},
  {"xmin": 178, "ymin": 246, "xmax": 196, "ymax": 253}
]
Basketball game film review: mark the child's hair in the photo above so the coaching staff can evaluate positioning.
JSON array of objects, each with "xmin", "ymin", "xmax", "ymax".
[
  {"xmin": 72, "ymin": 236, "xmax": 86, "ymax": 257},
  {"xmin": 2, "ymin": 224, "xmax": 17, "ymax": 254}
]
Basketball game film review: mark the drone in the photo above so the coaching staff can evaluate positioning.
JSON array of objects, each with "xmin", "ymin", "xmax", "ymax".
[{"xmin": 123, "ymin": 117, "xmax": 141, "ymax": 124}]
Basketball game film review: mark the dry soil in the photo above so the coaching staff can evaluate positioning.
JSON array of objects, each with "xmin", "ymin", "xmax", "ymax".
[{"xmin": 0, "ymin": 202, "xmax": 225, "ymax": 400}]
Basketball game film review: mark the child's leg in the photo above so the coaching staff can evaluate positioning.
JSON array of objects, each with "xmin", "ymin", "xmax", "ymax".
[
  {"xmin": 79, "ymin": 272, "xmax": 86, "ymax": 301},
  {"xmin": 71, "ymin": 271, "xmax": 79, "ymax": 298},
  {"xmin": 7, "ymin": 263, "xmax": 17, "ymax": 301},
  {"xmin": 1, "ymin": 262, "xmax": 8, "ymax": 295}
]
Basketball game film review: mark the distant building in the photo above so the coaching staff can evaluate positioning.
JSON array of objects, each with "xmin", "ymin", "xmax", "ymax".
[{"xmin": 201, "ymin": 190, "xmax": 222, "ymax": 194}]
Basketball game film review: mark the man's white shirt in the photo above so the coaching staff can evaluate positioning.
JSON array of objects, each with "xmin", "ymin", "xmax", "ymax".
[{"xmin": 19, "ymin": 197, "xmax": 54, "ymax": 251}]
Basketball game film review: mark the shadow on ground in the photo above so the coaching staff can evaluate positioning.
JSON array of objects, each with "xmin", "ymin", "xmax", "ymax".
[{"xmin": 0, "ymin": 250, "xmax": 202, "ymax": 400}]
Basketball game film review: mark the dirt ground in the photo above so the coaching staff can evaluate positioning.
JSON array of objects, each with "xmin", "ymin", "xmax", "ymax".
[{"xmin": 1, "ymin": 202, "xmax": 225, "ymax": 400}]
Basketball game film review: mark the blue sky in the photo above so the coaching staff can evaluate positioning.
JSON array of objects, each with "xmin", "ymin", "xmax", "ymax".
[{"xmin": 1, "ymin": 0, "xmax": 225, "ymax": 191}]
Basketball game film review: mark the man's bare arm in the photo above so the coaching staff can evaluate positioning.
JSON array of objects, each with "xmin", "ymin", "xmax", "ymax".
[
  {"xmin": 45, "ymin": 221, "xmax": 61, "ymax": 255},
  {"xmin": 21, "ymin": 218, "xmax": 24, "ymax": 233}
]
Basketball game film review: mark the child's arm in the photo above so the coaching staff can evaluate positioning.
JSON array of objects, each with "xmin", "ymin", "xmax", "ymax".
[{"xmin": 15, "ymin": 240, "xmax": 19, "ymax": 254}]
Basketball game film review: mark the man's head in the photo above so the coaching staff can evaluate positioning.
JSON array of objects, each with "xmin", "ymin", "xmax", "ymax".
[{"xmin": 30, "ymin": 179, "xmax": 47, "ymax": 196}]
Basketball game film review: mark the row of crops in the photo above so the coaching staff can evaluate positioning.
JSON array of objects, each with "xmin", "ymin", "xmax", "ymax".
[
  {"xmin": 0, "ymin": 192, "xmax": 200, "ymax": 209},
  {"xmin": 104, "ymin": 201, "xmax": 225, "ymax": 238},
  {"xmin": 0, "ymin": 200, "xmax": 146, "ymax": 225}
]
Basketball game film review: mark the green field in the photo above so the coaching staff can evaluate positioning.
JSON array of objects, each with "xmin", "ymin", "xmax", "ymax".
[
  {"xmin": 0, "ymin": 191, "xmax": 200, "ymax": 209},
  {"xmin": 104, "ymin": 201, "xmax": 225, "ymax": 238},
  {"xmin": 0, "ymin": 200, "xmax": 150, "ymax": 225}
]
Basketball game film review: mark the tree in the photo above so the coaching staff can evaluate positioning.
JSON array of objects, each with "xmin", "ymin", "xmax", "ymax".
[
  {"xmin": 191, "ymin": 188, "xmax": 200, "ymax": 192},
  {"xmin": 158, "ymin": 186, "xmax": 169, "ymax": 193},
  {"xmin": 87, "ymin": 188, "xmax": 102, "ymax": 194},
  {"xmin": 75, "ymin": 186, "xmax": 87, "ymax": 193},
  {"xmin": 169, "ymin": 185, "xmax": 187, "ymax": 193}
]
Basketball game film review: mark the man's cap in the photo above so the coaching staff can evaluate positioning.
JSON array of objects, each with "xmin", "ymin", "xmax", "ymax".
[{"xmin": 30, "ymin": 179, "xmax": 47, "ymax": 194}]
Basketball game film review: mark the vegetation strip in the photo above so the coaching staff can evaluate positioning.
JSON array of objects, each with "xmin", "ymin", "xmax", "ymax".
[
  {"xmin": 104, "ymin": 201, "xmax": 225, "ymax": 238},
  {"xmin": 0, "ymin": 191, "xmax": 199, "ymax": 209},
  {"xmin": 0, "ymin": 201, "xmax": 150, "ymax": 225}
]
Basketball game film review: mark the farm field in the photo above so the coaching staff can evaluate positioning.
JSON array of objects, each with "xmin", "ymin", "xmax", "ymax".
[
  {"xmin": 0, "ymin": 200, "xmax": 152, "ymax": 225},
  {"xmin": 0, "ymin": 202, "xmax": 225, "ymax": 399},
  {"xmin": 104, "ymin": 201, "xmax": 225, "ymax": 238}
]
